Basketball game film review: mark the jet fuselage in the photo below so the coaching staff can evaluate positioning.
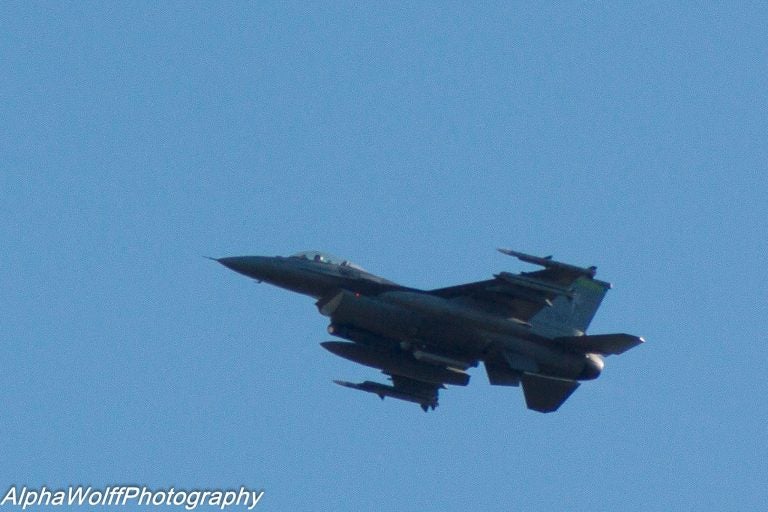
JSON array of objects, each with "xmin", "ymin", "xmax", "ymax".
[
  {"xmin": 217, "ymin": 253, "xmax": 601, "ymax": 383},
  {"xmin": 215, "ymin": 250, "xmax": 642, "ymax": 412}
]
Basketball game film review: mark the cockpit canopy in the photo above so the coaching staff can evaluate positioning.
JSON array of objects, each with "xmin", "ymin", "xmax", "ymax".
[{"xmin": 290, "ymin": 250, "xmax": 366, "ymax": 271}]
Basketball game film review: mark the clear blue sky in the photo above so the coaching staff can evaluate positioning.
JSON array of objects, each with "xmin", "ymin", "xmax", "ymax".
[{"xmin": 2, "ymin": 3, "xmax": 766, "ymax": 511}]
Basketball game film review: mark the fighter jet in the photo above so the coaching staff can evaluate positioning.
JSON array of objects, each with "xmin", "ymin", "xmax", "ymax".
[{"xmin": 214, "ymin": 249, "xmax": 643, "ymax": 413}]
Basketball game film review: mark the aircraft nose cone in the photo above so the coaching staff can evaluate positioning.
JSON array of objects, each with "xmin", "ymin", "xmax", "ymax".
[
  {"xmin": 216, "ymin": 256, "xmax": 276, "ymax": 281},
  {"xmin": 217, "ymin": 256, "xmax": 251, "ymax": 273}
]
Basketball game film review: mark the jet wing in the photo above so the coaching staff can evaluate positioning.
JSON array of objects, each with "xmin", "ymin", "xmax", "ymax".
[
  {"xmin": 429, "ymin": 249, "xmax": 607, "ymax": 324},
  {"xmin": 428, "ymin": 277, "xmax": 562, "ymax": 323}
]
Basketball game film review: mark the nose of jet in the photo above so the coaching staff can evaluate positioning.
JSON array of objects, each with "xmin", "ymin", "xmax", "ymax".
[{"xmin": 216, "ymin": 256, "xmax": 277, "ymax": 281}]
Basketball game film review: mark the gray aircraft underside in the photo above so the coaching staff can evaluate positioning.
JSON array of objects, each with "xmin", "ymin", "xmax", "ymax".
[{"xmin": 214, "ymin": 249, "xmax": 643, "ymax": 413}]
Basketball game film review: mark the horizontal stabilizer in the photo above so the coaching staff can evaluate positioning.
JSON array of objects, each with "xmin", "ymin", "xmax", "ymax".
[
  {"xmin": 521, "ymin": 373, "xmax": 580, "ymax": 413},
  {"xmin": 554, "ymin": 333, "xmax": 644, "ymax": 355}
]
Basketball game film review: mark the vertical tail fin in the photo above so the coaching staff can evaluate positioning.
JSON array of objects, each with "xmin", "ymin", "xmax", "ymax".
[{"xmin": 530, "ymin": 277, "xmax": 611, "ymax": 337}]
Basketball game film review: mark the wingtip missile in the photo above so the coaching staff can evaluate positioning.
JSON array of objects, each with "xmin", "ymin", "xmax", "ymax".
[
  {"xmin": 498, "ymin": 248, "xmax": 597, "ymax": 278},
  {"xmin": 498, "ymin": 248, "xmax": 549, "ymax": 260}
]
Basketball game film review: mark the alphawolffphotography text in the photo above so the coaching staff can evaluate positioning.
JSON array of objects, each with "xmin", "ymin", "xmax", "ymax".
[{"xmin": 1, "ymin": 486, "xmax": 264, "ymax": 511}]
